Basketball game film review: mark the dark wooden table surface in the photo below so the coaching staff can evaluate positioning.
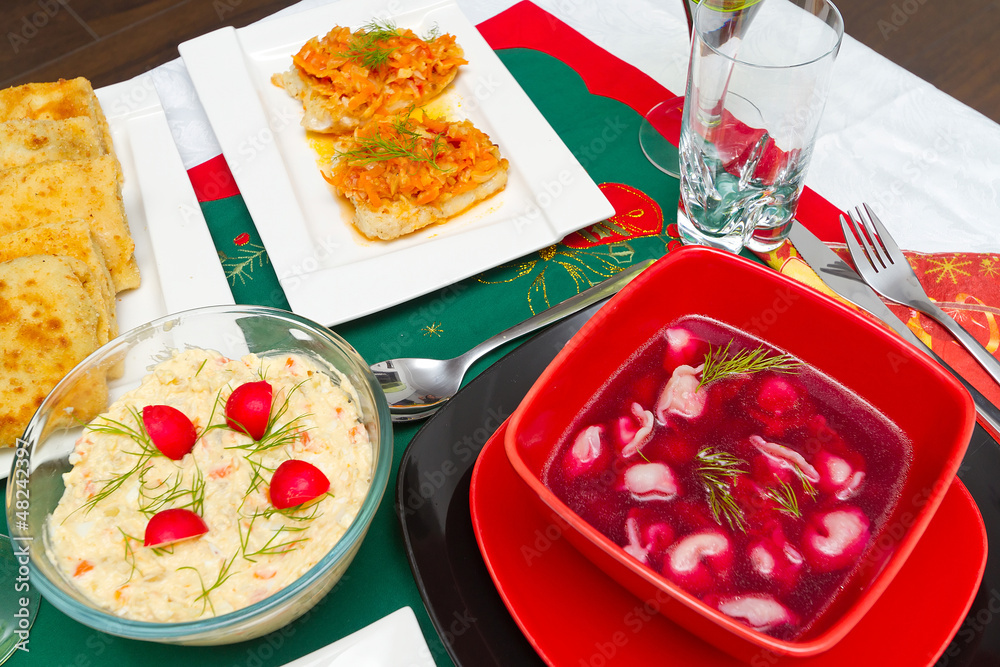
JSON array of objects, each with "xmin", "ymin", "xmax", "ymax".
[{"xmin": 1, "ymin": 0, "xmax": 998, "ymax": 123}]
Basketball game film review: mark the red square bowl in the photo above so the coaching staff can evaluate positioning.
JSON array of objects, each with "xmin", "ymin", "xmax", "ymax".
[{"xmin": 504, "ymin": 246, "xmax": 975, "ymax": 660}]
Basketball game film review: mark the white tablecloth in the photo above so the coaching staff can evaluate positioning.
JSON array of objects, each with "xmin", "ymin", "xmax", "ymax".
[{"xmin": 152, "ymin": 0, "xmax": 1000, "ymax": 254}]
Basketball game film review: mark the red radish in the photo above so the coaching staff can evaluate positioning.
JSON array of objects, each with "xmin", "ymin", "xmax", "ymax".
[
  {"xmin": 225, "ymin": 381, "xmax": 273, "ymax": 441},
  {"xmin": 142, "ymin": 405, "xmax": 197, "ymax": 460},
  {"xmin": 802, "ymin": 506, "xmax": 871, "ymax": 573},
  {"xmin": 711, "ymin": 594, "xmax": 797, "ymax": 631},
  {"xmin": 269, "ymin": 460, "xmax": 330, "ymax": 509},
  {"xmin": 655, "ymin": 364, "xmax": 707, "ymax": 425},
  {"xmin": 618, "ymin": 402, "xmax": 654, "ymax": 458},
  {"xmin": 144, "ymin": 508, "xmax": 208, "ymax": 547},
  {"xmin": 620, "ymin": 462, "xmax": 679, "ymax": 501},
  {"xmin": 663, "ymin": 530, "xmax": 732, "ymax": 595},
  {"xmin": 563, "ymin": 425, "xmax": 607, "ymax": 478}
]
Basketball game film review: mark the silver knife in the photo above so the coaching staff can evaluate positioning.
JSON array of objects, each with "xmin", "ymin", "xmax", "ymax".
[{"xmin": 787, "ymin": 221, "xmax": 1000, "ymax": 434}]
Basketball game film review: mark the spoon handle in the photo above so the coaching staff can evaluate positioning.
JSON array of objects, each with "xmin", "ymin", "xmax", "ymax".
[{"xmin": 460, "ymin": 259, "xmax": 655, "ymax": 365}]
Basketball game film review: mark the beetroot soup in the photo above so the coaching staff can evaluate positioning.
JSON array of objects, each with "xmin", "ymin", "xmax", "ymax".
[{"xmin": 542, "ymin": 316, "xmax": 911, "ymax": 640}]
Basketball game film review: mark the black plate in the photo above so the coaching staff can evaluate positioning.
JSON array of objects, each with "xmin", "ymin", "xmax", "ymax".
[{"xmin": 396, "ymin": 306, "xmax": 1000, "ymax": 666}]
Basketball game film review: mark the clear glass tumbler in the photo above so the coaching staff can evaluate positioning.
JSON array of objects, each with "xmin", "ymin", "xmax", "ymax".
[{"xmin": 677, "ymin": 0, "xmax": 843, "ymax": 253}]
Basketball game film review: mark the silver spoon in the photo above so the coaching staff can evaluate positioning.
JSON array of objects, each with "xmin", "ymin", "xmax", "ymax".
[{"xmin": 371, "ymin": 260, "xmax": 654, "ymax": 421}]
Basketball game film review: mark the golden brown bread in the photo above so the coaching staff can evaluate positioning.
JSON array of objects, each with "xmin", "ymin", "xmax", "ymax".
[
  {"xmin": 0, "ymin": 255, "xmax": 105, "ymax": 447},
  {"xmin": 0, "ymin": 220, "xmax": 116, "ymax": 344},
  {"xmin": 0, "ymin": 78, "xmax": 114, "ymax": 154},
  {"xmin": 0, "ymin": 155, "xmax": 139, "ymax": 292},
  {"xmin": 0, "ymin": 117, "xmax": 104, "ymax": 171}
]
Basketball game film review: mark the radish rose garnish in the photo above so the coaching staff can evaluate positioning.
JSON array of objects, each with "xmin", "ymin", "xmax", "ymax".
[
  {"xmin": 269, "ymin": 459, "xmax": 331, "ymax": 509},
  {"xmin": 225, "ymin": 380, "xmax": 273, "ymax": 441},
  {"xmin": 144, "ymin": 508, "xmax": 209, "ymax": 547},
  {"xmin": 141, "ymin": 405, "xmax": 197, "ymax": 460}
]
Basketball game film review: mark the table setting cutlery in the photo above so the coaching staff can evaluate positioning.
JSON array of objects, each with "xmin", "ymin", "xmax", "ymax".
[
  {"xmin": 786, "ymin": 221, "xmax": 1000, "ymax": 435},
  {"xmin": 841, "ymin": 204, "xmax": 1000, "ymax": 390},
  {"xmin": 398, "ymin": 249, "xmax": 995, "ymax": 667},
  {"xmin": 371, "ymin": 260, "xmax": 653, "ymax": 422}
]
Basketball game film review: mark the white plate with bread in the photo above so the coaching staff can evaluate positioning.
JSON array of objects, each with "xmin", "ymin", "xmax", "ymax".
[{"xmin": 179, "ymin": 0, "xmax": 615, "ymax": 326}]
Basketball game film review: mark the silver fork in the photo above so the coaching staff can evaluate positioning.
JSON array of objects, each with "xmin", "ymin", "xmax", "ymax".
[{"xmin": 840, "ymin": 203, "xmax": 1000, "ymax": 387}]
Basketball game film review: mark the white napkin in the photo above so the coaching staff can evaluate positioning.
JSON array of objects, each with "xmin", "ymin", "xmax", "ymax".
[{"xmin": 280, "ymin": 607, "xmax": 435, "ymax": 667}]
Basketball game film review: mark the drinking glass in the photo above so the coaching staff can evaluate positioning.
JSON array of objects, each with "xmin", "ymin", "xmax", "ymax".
[
  {"xmin": 638, "ymin": 0, "xmax": 698, "ymax": 178},
  {"xmin": 677, "ymin": 0, "xmax": 843, "ymax": 253}
]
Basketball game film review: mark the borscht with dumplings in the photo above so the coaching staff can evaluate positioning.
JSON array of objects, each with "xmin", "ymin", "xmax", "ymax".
[{"xmin": 542, "ymin": 315, "xmax": 911, "ymax": 640}]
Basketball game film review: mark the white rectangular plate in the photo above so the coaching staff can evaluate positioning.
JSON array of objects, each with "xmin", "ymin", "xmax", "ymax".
[
  {"xmin": 1, "ymin": 75, "xmax": 234, "ymax": 477},
  {"xmin": 179, "ymin": 0, "xmax": 614, "ymax": 326},
  {"xmin": 97, "ymin": 75, "xmax": 235, "ymax": 322}
]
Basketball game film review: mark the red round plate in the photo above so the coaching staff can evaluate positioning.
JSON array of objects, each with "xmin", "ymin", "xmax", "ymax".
[{"xmin": 471, "ymin": 421, "xmax": 987, "ymax": 666}]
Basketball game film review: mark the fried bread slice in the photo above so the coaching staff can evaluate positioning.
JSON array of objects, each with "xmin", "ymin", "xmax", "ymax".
[
  {"xmin": 0, "ymin": 255, "xmax": 105, "ymax": 447},
  {"xmin": 0, "ymin": 220, "xmax": 116, "ymax": 344},
  {"xmin": 0, "ymin": 77, "xmax": 113, "ymax": 154},
  {"xmin": 0, "ymin": 155, "xmax": 139, "ymax": 292},
  {"xmin": 0, "ymin": 117, "xmax": 103, "ymax": 171}
]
